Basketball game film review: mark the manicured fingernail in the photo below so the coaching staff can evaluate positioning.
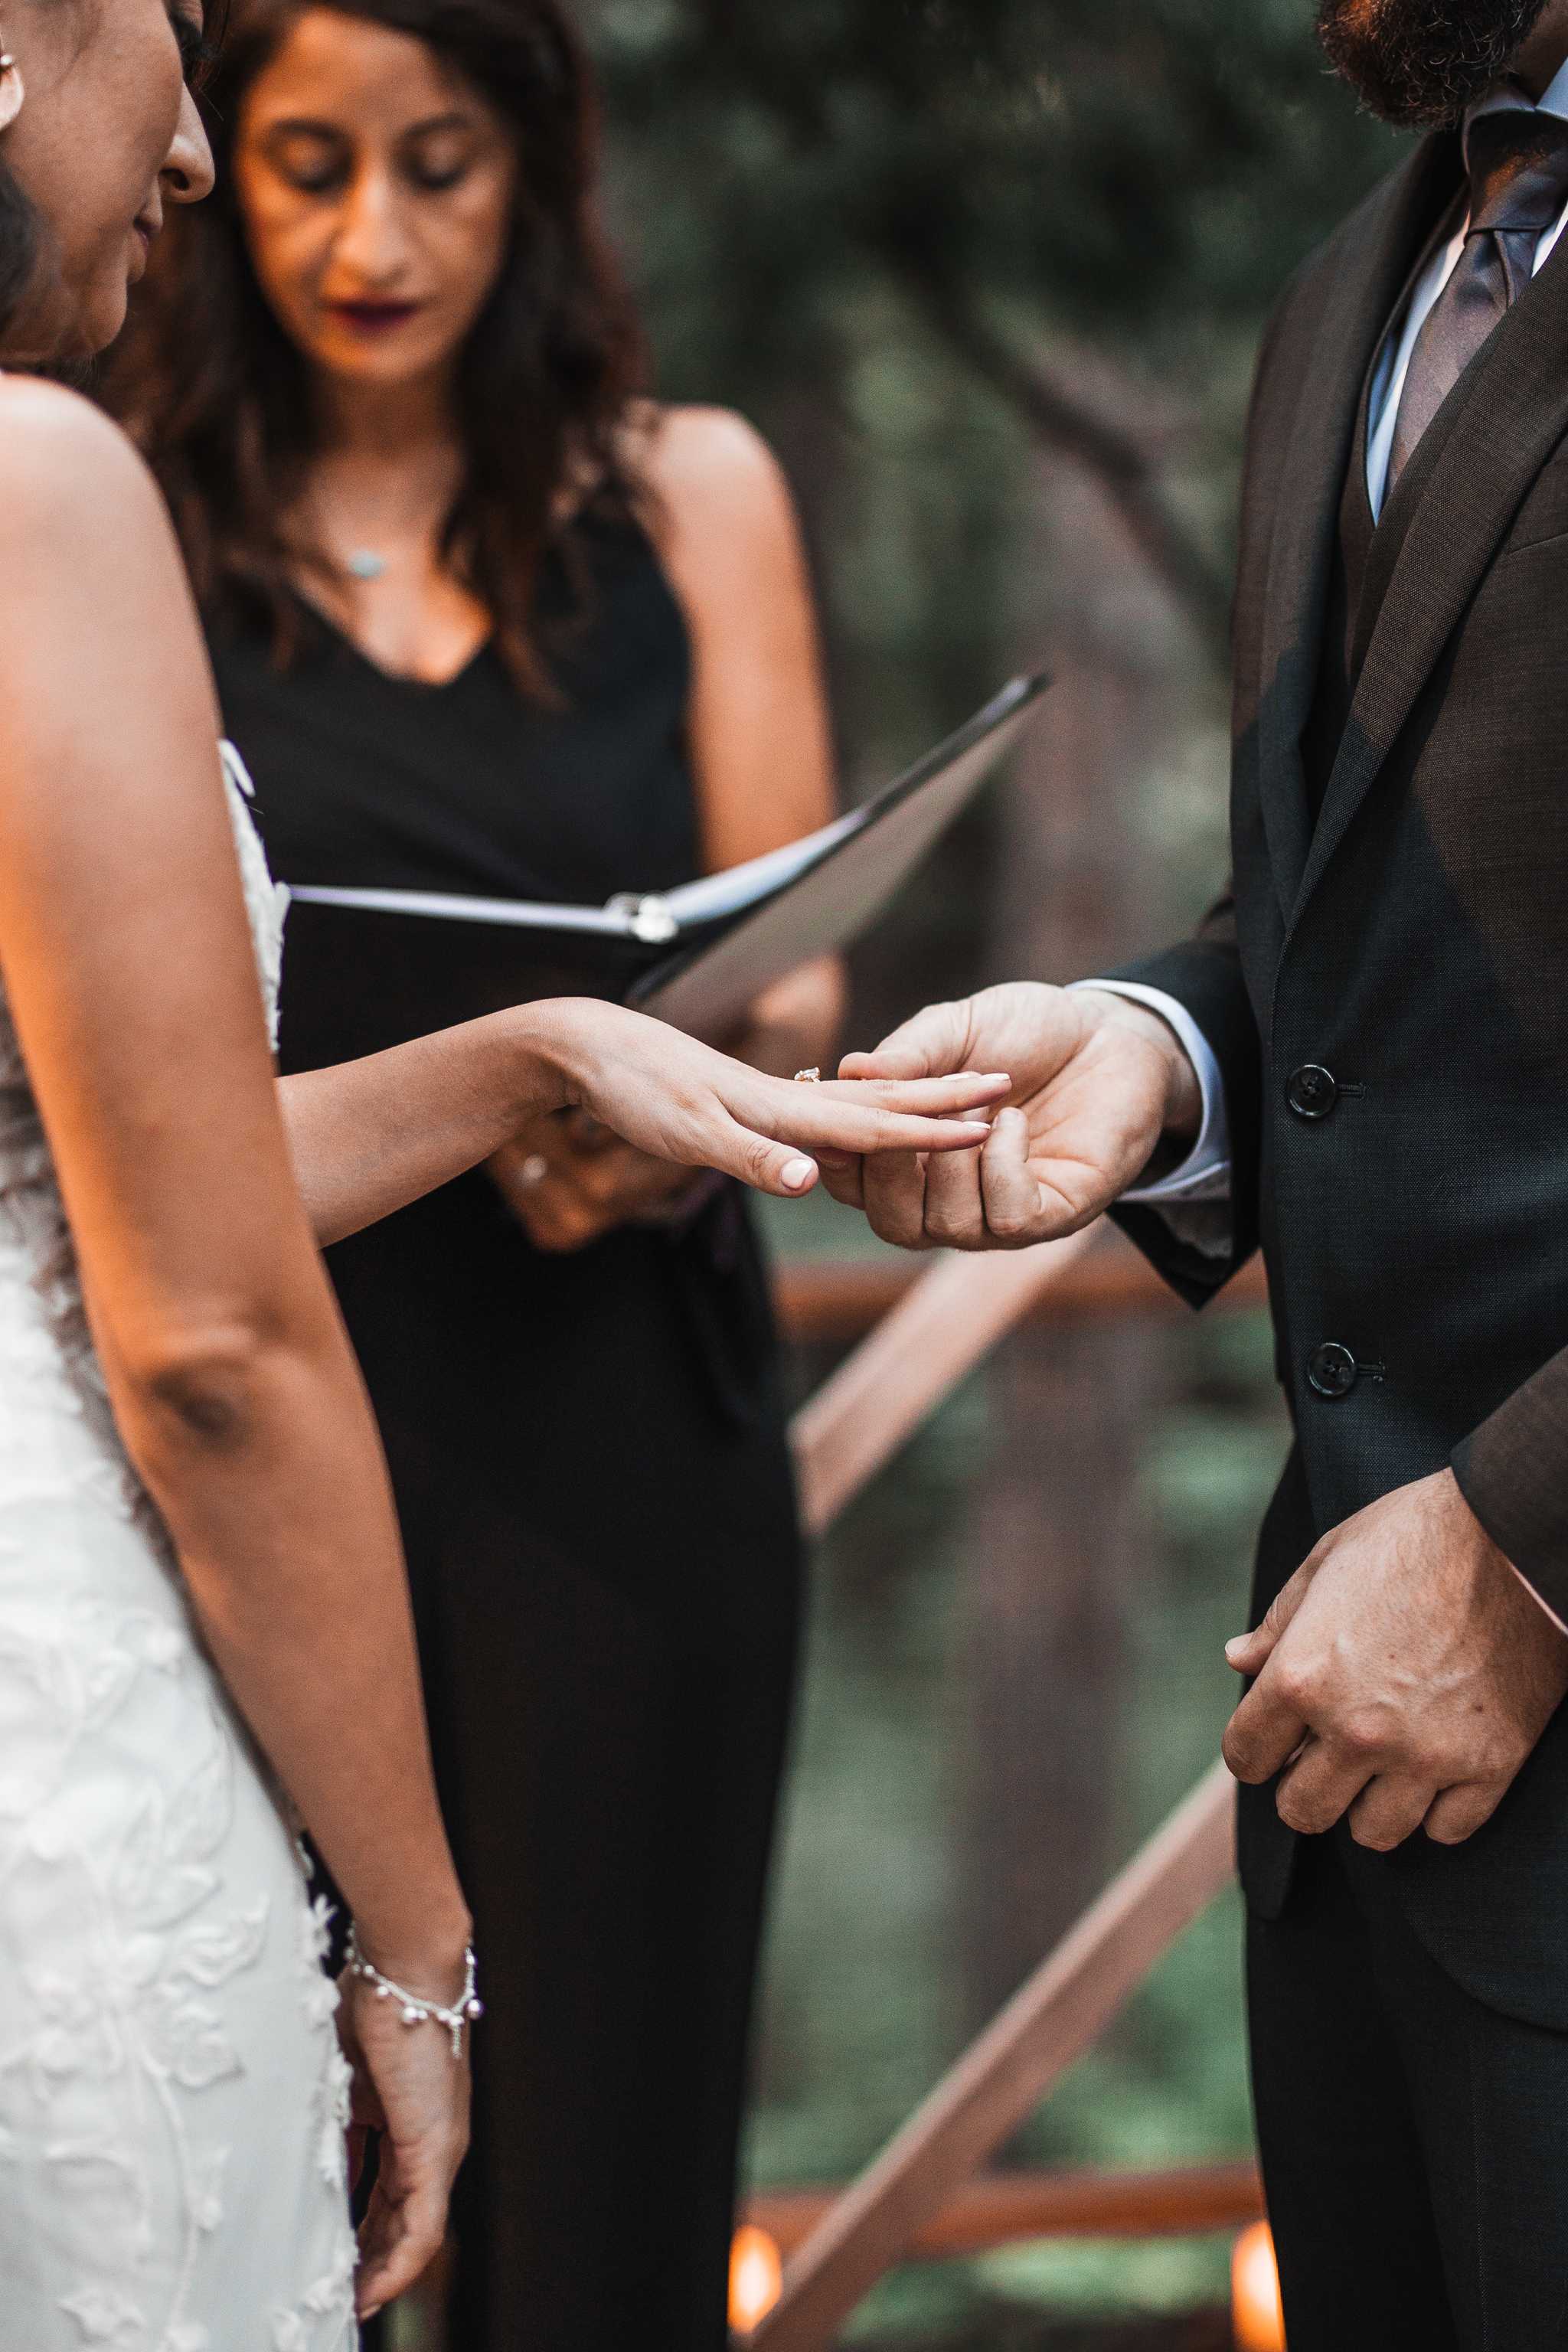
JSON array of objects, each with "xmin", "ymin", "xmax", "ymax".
[{"xmin": 782, "ymin": 1158, "xmax": 815, "ymax": 1191}]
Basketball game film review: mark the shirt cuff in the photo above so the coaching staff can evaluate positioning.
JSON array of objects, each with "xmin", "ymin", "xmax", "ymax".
[{"xmin": 1070, "ymin": 981, "xmax": 1233, "ymax": 1202}]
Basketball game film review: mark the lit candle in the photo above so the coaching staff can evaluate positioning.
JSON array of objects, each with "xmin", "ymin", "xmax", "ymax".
[
  {"xmin": 1233, "ymin": 2220, "xmax": 1285, "ymax": 2350},
  {"xmin": 730, "ymin": 2225, "xmax": 784, "ymax": 2333}
]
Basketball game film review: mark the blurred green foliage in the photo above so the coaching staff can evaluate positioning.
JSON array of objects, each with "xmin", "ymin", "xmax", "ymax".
[
  {"xmin": 592, "ymin": 0, "xmax": 1403, "ymax": 705},
  {"xmin": 593, "ymin": 0, "xmax": 1398, "ymax": 378}
]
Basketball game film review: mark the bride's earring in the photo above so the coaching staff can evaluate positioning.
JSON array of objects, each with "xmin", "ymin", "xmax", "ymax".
[{"xmin": 0, "ymin": 43, "xmax": 24, "ymax": 135}]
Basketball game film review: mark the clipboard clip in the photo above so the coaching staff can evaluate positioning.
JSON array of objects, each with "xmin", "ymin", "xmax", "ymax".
[{"xmin": 607, "ymin": 892, "xmax": 680, "ymax": 946}]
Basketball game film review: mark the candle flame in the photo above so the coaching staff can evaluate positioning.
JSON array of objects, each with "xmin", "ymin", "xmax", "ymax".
[
  {"xmin": 730, "ymin": 2225, "xmax": 784, "ymax": 2332},
  {"xmin": 1233, "ymin": 2220, "xmax": 1285, "ymax": 2350}
]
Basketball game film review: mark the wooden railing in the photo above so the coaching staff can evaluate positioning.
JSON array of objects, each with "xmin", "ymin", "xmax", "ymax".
[
  {"xmin": 744, "ymin": 1224, "xmax": 1264, "ymax": 2349},
  {"xmin": 776, "ymin": 1245, "xmax": 1267, "ymax": 1351},
  {"xmin": 750, "ymin": 2160, "xmax": 1264, "ymax": 2260}
]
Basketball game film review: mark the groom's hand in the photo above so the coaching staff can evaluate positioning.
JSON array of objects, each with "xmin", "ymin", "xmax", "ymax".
[
  {"xmin": 1223, "ymin": 1469, "xmax": 1568, "ymax": 1850},
  {"xmin": 819, "ymin": 983, "xmax": 1203, "ymax": 1250}
]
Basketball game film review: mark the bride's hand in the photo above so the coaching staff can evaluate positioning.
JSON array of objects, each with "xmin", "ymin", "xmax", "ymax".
[
  {"xmin": 535, "ymin": 1000, "xmax": 1011, "ymax": 1195},
  {"xmin": 338, "ymin": 1962, "xmax": 472, "ymax": 2320}
]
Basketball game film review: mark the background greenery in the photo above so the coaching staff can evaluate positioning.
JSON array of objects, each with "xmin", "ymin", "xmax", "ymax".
[{"xmin": 583, "ymin": 3, "xmax": 1402, "ymax": 2338}]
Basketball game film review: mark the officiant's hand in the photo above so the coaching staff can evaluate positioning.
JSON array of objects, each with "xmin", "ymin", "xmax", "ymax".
[
  {"xmin": 1222, "ymin": 1468, "xmax": 1568, "ymax": 1851},
  {"xmin": 818, "ymin": 983, "xmax": 1202, "ymax": 1249},
  {"xmin": 491, "ymin": 1112, "xmax": 702, "ymax": 1254}
]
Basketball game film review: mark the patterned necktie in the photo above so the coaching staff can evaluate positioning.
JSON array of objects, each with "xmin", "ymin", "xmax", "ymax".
[{"xmin": 1387, "ymin": 106, "xmax": 1568, "ymax": 494}]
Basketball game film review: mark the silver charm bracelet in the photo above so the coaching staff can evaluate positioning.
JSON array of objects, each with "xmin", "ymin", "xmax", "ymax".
[{"xmin": 344, "ymin": 1928, "xmax": 484, "ymax": 2060}]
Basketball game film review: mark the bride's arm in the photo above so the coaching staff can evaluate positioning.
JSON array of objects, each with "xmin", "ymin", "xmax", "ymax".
[
  {"xmin": 279, "ymin": 1015, "xmax": 575, "ymax": 1244},
  {"xmin": 0, "ymin": 381, "xmax": 466, "ymax": 2313},
  {"xmin": 279, "ymin": 1003, "xmax": 1009, "ymax": 1248}
]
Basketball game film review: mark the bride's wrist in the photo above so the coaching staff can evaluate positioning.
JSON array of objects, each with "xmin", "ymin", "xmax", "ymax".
[
  {"xmin": 505, "ymin": 998, "xmax": 611, "ymax": 1119},
  {"xmin": 350, "ymin": 1909, "xmax": 474, "ymax": 2008}
]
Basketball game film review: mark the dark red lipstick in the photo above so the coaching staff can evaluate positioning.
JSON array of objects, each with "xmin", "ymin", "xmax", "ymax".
[{"xmin": 327, "ymin": 299, "xmax": 422, "ymax": 337}]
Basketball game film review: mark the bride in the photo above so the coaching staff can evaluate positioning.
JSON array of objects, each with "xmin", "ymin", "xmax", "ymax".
[{"xmin": 0, "ymin": 5, "xmax": 1008, "ymax": 2344}]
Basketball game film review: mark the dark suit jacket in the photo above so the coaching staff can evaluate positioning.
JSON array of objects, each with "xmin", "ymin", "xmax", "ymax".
[{"xmin": 1115, "ymin": 128, "xmax": 1568, "ymax": 2029}]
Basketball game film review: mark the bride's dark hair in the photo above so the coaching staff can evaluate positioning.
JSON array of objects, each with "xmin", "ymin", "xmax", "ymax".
[
  {"xmin": 103, "ymin": 0, "xmax": 648, "ymax": 701},
  {"xmin": 0, "ymin": 165, "xmax": 41, "ymax": 339}
]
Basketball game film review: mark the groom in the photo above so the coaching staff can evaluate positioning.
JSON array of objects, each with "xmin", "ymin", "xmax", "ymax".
[{"xmin": 828, "ymin": 2, "xmax": 1568, "ymax": 2341}]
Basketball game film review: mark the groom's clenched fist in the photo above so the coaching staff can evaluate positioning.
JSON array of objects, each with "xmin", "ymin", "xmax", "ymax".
[{"xmin": 820, "ymin": 983, "xmax": 1204, "ymax": 1250}]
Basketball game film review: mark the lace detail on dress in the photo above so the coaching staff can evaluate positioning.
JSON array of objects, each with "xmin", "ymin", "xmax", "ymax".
[{"xmin": 0, "ymin": 750, "xmax": 358, "ymax": 2350}]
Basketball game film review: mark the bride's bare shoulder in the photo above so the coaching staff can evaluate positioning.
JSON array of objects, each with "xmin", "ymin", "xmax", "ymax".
[{"xmin": 0, "ymin": 377, "xmax": 167, "ymax": 575}]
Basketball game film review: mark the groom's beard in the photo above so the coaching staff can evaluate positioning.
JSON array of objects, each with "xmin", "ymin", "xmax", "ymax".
[{"xmin": 1316, "ymin": 0, "xmax": 1554, "ymax": 124}]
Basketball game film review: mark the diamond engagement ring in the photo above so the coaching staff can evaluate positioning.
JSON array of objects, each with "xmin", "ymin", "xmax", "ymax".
[
  {"xmin": 518, "ymin": 1154, "xmax": 550, "ymax": 1187},
  {"xmin": 794, "ymin": 1068, "xmax": 822, "ymax": 1084}
]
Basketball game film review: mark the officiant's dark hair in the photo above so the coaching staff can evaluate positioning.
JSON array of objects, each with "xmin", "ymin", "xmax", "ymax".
[{"xmin": 102, "ymin": 0, "xmax": 648, "ymax": 702}]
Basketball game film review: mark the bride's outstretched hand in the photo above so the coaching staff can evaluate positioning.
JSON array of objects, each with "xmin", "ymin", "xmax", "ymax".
[{"xmin": 536, "ymin": 1000, "xmax": 1011, "ymax": 1197}]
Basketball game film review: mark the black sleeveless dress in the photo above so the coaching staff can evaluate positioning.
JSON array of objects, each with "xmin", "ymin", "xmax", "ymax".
[{"xmin": 209, "ymin": 520, "xmax": 803, "ymax": 2352}]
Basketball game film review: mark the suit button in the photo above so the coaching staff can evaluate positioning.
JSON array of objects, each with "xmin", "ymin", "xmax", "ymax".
[
  {"xmin": 1287, "ymin": 1064, "xmax": 1338, "ymax": 1120},
  {"xmin": 1308, "ymin": 1341, "xmax": 1358, "ymax": 1400}
]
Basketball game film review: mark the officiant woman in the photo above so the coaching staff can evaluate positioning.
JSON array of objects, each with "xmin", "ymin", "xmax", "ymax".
[{"xmin": 107, "ymin": 2, "xmax": 843, "ymax": 2343}]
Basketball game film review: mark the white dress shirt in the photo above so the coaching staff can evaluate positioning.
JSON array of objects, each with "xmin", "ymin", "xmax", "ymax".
[{"xmin": 1084, "ymin": 61, "xmax": 1568, "ymax": 1249}]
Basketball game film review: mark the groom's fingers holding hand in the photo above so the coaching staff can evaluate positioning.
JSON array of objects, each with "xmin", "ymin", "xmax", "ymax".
[
  {"xmin": 862, "ymin": 1148, "xmax": 936, "ymax": 1249},
  {"xmin": 921, "ymin": 1132, "xmax": 990, "ymax": 1246},
  {"xmin": 830, "ymin": 1026, "xmax": 970, "ymax": 1223},
  {"xmin": 978, "ymin": 1107, "xmax": 1054, "ymax": 1246},
  {"xmin": 816, "ymin": 1152, "xmax": 867, "ymax": 1210},
  {"xmin": 867, "ymin": 1106, "xmax": 1041, "ymax": 1250},
  {"xmin": 918, "ymin": 1107, "xmax": 1064, "ymax": 1253}
]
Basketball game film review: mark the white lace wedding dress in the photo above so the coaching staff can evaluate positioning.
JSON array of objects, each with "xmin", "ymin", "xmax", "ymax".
[{"xmin": 0, "ymin": 752, "xmax": 359, "ymax": 2350}]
